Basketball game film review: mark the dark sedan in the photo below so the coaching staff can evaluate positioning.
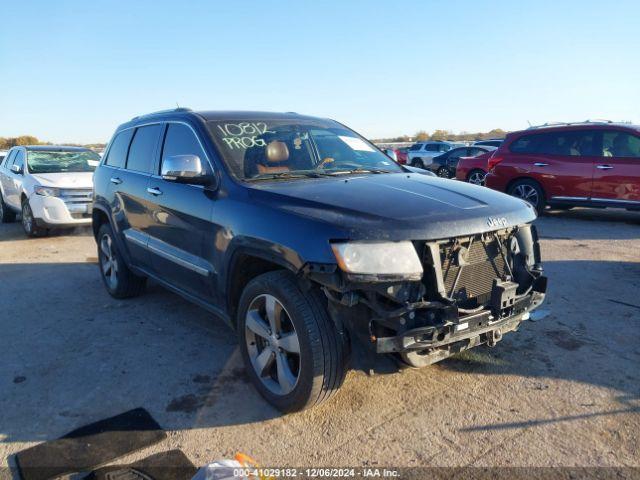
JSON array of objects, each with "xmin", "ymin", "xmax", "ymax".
[{"xmin": 428, "ymin": 145, "xmax": 496, "ymax": 178}]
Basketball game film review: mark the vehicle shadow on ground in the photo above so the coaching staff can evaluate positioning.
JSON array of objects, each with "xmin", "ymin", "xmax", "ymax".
[
  {"xmin": 0, "ymin": 223, "xmax": 92, "ymax": 242},
  {"xmin": 438, "ymin": 257, "xmax": 640, "ymax": 431},
  {"xmin": 1, "ymin": 255, "xmax": 639, "ymax": 443}
]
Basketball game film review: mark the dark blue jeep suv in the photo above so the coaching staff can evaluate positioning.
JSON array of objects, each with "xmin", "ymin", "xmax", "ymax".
[{"xmin": 92, "ymin": 109, "xmax": 547, "ymax": 411}]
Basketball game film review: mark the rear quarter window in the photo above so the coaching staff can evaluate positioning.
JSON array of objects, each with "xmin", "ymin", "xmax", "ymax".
[{"xmin": 104, "ymin": 130, "xmax": 134, "ymax": 168}]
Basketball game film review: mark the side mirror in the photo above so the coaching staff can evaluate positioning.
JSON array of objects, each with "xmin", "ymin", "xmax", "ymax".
[
  {"xmin": 161, "ymin": 154, "xmax": 210, "ymax": 184},
  {"xmin": 383, "ymin": 149, "xmax": 398, "ymax": 161},
  {"xmin": 10, "ymin": 164, "xmax": 23, "ymax": 175}
]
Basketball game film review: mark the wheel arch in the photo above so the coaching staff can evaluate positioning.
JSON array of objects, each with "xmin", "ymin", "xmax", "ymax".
[
  {"xmin": 225, "ymin": 245, "xmax": 302, "ymax": 329},
  {"xmin": 91, "ymin": 203, "xmax": 135, "ymax": 268}
]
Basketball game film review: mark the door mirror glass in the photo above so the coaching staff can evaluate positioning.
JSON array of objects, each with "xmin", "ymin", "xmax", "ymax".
[
  {"xmin": 382, "ymin": 149, "xmax": 398, "ymax": 161},
  {"xmin": 161, "ymin": 154, "xmax": 208, "ymax": 183}
]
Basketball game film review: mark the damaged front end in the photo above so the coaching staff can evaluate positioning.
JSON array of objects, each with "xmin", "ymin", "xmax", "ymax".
[{"xmin": 305, "ymin": 224, "xmax": 547, "ymax": 369}]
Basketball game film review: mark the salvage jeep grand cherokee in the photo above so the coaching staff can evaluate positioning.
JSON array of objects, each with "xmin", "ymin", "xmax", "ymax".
[{"xmin": 92, "ymin": 109, "xmax": 547, "ymax": 411}]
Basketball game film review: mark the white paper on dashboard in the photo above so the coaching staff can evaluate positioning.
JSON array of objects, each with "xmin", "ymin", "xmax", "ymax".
[{"xmin": 338, "ymin": 136, "xmax": 375, "ymax": 152}]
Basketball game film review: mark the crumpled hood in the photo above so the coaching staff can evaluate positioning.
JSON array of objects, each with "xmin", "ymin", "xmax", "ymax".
[
  {"xmin": 31, "ymin": 172, "xmax": 94, "ymax": 189},
  {"xmin": 247, "ymin": 173, "xmax": 537, "ymax": 240}
]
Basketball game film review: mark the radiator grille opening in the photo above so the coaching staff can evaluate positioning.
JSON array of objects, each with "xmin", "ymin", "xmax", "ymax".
[{"xmin": 439, "ymin": 234, "xmax": 509, "ymax": 307}]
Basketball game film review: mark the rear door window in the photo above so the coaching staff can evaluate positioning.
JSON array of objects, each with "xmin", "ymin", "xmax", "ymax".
[
  {"xmin": 105, "ymin": 130, "xmax": 134, "ymax": 168},
  {"xmin": 13, "ymin": 150, "xmax": 25, "ymax": 172},
  {"xmin": 126, "ymin": 125, "xmax": 163, "ymax": 174},
  {"xmin": 510, "ymin": 131, "xmax": 597, "ymax": 156},
  {"xmin": 425, "ymin": 144, "xmax": 439, "ymax": 152},
  {"xmin": 602, "ymin": 131, "xmax": 640, "ymax": 158},
  {"xmin": 160, "ymin": 123, "xmax": 211, "ymax": 174}
]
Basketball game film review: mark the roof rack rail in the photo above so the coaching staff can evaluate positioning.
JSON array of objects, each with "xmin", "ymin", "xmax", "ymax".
[
  {"xmin": 131, "ymin": 107, "xmax": 192, "ymax": 121},
  {"xmin": 527, "ymin": 119, "xmax": 615, "ymax": 130}
]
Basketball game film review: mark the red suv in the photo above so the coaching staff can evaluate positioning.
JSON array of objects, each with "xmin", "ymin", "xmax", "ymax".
[{"xmin": 485, "ymin": 123, "xmax": 640, "ymax": 213}]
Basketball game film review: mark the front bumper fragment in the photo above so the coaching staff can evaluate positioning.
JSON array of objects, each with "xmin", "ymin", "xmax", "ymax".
[{"xmin": 375, "ymin": 291, "xmax": 544, "ymax": 353}]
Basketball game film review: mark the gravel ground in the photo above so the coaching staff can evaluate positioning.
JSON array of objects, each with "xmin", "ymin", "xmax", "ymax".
[{"xmin": 1, "ymin": 208, "xmax": 639, "ymax": 473}]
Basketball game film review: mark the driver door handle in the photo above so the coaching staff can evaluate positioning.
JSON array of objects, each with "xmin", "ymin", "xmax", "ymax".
[
  {"xmin": 533, "ymin": 162, "xmax": 549, "ymax": 167},
  {"xmin": 110, "ymin": 177, "xmax": 123, "ymax": 185},
  {"xmin": 596, "ymin": 164, "xmax": 613, "ymax": 170},
  {"xmin": 147, "ymin": 187, "xmax": 163, "ymax": 196}
]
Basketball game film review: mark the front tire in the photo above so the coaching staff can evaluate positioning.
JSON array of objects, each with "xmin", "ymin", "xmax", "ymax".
[
  {"xmin": 21, "ymin": 198, "xmax": 45, "ymax": 237},
  {"xmin": 97, "ymin": 223, "xmax": 146, "ymax": 298},
  {"xmin": 0, "ymin": 192, "xmax": 16, "ymax": 223},
  {"xmin": 508, "ymin": 179, "xmax": 546, "ymax": 214},
  {"xmin": 238, "ymin": 271, "xmax": 349, "ymax": 412}
]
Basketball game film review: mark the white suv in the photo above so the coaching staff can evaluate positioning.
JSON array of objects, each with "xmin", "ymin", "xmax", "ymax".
[
  {"xmin": 406, "ymin": 141, "xmax": 462, "ymax": 169},
  {"xmin": 0, "ymin": 146, "xmax": 99, "ymax": 236}
]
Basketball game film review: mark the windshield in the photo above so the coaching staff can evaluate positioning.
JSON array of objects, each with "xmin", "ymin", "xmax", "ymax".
[
  {"xmin": 27, "ymin": 150, "xmax": 100, "ymax": 174},
  {"xmin": 207, "ymin": 118, "xmax": 403, "ymax": 180}
]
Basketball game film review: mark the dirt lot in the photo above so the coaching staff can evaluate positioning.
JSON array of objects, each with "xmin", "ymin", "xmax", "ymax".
[{"xmin": 1, "ymin": 208, "xmax": 639, "ymax": 472}]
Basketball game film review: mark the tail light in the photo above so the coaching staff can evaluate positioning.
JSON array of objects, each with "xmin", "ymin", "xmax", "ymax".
[{"xmin": 487, "ymin": 153, "xmax": 504, "ymax": 171}]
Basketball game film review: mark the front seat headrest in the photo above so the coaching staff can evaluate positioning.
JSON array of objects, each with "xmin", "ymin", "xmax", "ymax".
[{"xmin": 265, "ymin": 141, "xmax": 289, "ymax": 163}]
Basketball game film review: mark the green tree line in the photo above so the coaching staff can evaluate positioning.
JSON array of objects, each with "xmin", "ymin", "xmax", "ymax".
[
  {"xmin": 0, "ymin": 136, "xmax": 106, "ymax": 150},
  {"xmin": 0, "ymin": 136, "xmax": 42, "ymax": 149}
]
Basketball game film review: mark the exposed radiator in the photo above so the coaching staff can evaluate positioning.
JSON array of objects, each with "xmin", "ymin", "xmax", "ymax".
[{"xmin": 439, "ymin": 234, "xmax": 508, "ymax": 306}]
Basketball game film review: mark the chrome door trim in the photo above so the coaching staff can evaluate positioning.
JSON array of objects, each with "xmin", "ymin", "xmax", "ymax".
[
  {"xmin": 146, "ymin": 235, "xmax": 213, "ymax": 277},
  {"xmin": 123, "ymin": 228, "xmax": 148, "ymax": 248},
  {"xmin": 591, "ymin": 197, "xmax": 640, "ymax": 205},
  {"xmin": 550, "ymin": 196, "xmax": 588, "ymax": 201},
  {"xmin": 550, "ymin": 196, "xmax": 640, "ymax": 205}
]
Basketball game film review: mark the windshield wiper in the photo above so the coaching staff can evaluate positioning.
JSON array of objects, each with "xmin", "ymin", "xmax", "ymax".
[
  {"xmin": 247, "ymin": 170, "xmax": 333, "ymax": 181},
  {"xmin": 325, "ymin": 168, "xmax": 392, "ymax": 175}
]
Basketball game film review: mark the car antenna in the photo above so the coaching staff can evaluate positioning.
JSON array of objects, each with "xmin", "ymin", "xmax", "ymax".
[{"xmin": 526, "ymin": 120, "xmax": 532, "ymax": 127}]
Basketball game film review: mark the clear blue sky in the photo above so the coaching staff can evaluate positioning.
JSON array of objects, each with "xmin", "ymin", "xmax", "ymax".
[{"xmin": 1, "ymin": 0, "xmax": 638, "ymax": 144}]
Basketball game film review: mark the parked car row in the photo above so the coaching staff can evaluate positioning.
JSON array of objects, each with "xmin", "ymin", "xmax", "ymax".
[
  {"xmin": 391, "ymin": 122, "xmax": 639, "ymax": 215},
  {"xmin": 426, "ymin": 145, "xmax": 496, "ymax": 178}
]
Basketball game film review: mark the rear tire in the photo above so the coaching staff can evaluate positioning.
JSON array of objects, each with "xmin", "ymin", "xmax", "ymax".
[
  {"xmin": 507, "ymin": 179, "xmax": 546, "ymax": 214},
  {"xmin": 437, "ymin": 166, "xmax": 451, "ymax": 178},
  {"xmin": 97, "ymin": 222, "xmax": 146, "ymax": 298},
  {"xmin": 467, "ymin": 169, "xmax": 487, "ymax": 186},
  {"xmin": 411, "ymin": 158, "xmax": 425, "ymax": 169},
  {"xmin": 238, "ymin": 270, "xmax": 349, "ymax": 412},
  {"xmin": 0, "ymin": 192, "xmax": 16, "ymax": 223}
]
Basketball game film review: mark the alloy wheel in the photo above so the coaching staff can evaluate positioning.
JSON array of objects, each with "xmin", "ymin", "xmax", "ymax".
[
  {"xmin": 100, "ymin": 234, "xmax": 119, "ymax": 290},
  {"xmin": 468, "ymin": 171, "xmax": 486, "ymax": 186},
  {"xmin": 22, "ymin": 202, "xmax": 33, "ymax": 233},
  {"xmin": 245, "ymin": 294, "xmax": 300, "ymax": 396},
  {"xmin": 437, "ymin": 167, "xmax": 450, "ymax": 178},
  {"xmin": 512, "ymin": 184, "xmax": 539, "ymax": 207}
]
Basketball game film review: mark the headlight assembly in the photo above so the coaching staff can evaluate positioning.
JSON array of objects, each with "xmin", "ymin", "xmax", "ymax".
[
  {"xmin": 331, "ymin": 241, "xmax": 423, "ymax": 280},
  {"xmin": 34, "ymin": 186, "xmax": 61, "ymax": 197}
]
